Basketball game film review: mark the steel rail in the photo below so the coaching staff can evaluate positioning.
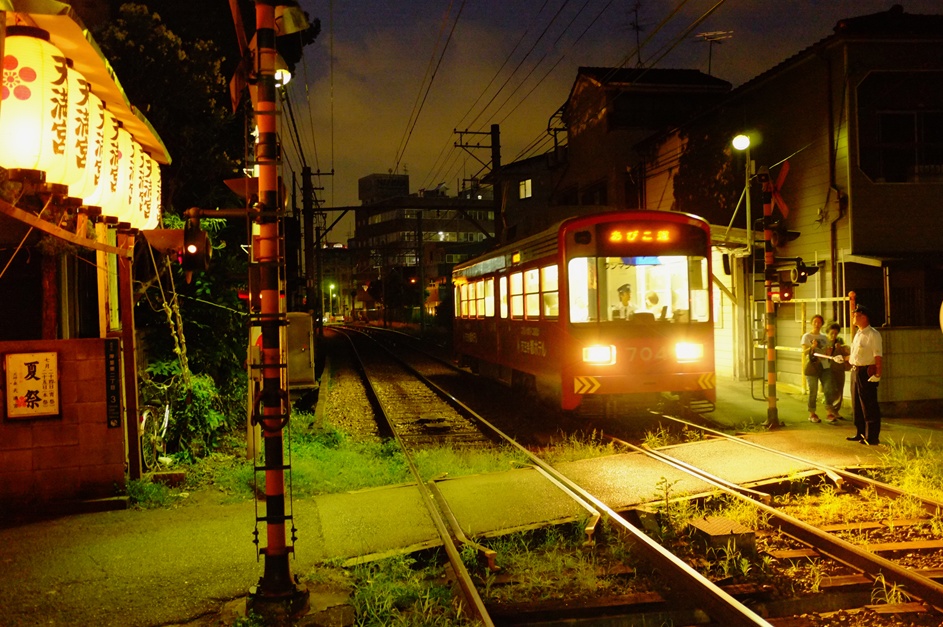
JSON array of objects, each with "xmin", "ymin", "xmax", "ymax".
[
  {"xmin": 659, "ymin": 413, "xmax": 943, "ymax": 517},
  {"xmin": 335, "ymin": 329, "xmax": 495, "ymax": 626},
  {"xmin": 359, "ymin": 332, "xmax": 773, "ymax": 626},
  {"xmin": 614, "ymin": 428, "xmax": 943, "ymax": 612}
]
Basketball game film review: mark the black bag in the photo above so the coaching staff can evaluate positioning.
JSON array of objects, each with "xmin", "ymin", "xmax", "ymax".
[{"xmin": 804, "ymin": 357, "xmax": 823, "ymax": 376}]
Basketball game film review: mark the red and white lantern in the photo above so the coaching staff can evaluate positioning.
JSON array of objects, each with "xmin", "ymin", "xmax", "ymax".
[{"xmin": 0, "ymin": 28, "xmax": 70, "ymax": 179}]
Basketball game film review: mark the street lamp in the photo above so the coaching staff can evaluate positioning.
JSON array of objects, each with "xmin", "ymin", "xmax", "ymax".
[
  {"xmin": 329, "ymin": 283, "xmax": 335, "ymax": 320},
  {"xmin": 732, "ymin": 134, "xmax": 753, "ymax": 248}
]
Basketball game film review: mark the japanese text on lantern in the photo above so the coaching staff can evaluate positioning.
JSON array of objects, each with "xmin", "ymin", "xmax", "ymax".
[{"xmin": 5, "ymin": 352, "xmax": 59, "ymax": 419}]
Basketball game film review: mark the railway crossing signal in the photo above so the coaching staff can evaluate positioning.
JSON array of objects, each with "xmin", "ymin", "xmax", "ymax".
[{"xmin": 181, "ymin": 216, "xmax": 211, "ymax": 281}]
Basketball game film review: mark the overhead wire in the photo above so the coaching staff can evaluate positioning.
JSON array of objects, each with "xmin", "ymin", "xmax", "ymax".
[
  {"xmin": 418, "ymin": 0, "xmax": 555, "ymax": 191},
  {"xmin": 391, "ymin": 0, "xmax": 467, "ymax": 176},
  {"xmin": 436, "ymin": 0, "xmax": 619, "ymax": 186},
  {"xmin": 422, "ymin": 0, "xmax": 584, "ymax": 191}
]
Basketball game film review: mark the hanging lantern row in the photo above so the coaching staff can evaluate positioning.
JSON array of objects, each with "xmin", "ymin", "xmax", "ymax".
[{"xmin": 0, "ymin": 26, "xmax": 160, "ymax": 230}]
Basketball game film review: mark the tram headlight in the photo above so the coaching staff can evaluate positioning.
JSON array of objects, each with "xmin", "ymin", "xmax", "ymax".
[
  {"xmin": 675, "ymin": 342, "xmax": 704, "ymax": 363},
  {"xmin": 582, "ymin": 344, "xmax": 616, "ymax": 365}
]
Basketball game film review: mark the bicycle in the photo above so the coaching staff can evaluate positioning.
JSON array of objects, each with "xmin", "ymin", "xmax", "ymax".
[
  {"xmin": 138, "ymin": 375, "xmax": 176, "ymax": 472},
  {"xmin": 139, "ymin": 402, "xmax": 170, "ymax": 472}
]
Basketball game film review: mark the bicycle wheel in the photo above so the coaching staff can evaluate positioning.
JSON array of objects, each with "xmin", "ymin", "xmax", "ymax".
[{"xmin": 139, "ymin": 406, "xmax": 164, "ymax": 472}]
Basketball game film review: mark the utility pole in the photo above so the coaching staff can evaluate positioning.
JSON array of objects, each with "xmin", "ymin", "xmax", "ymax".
[
  {"xmin": 759, "ymin": 166, "xmax": 780, "ymax": 431},
  {"xmin": 416, "ymin": 210, "xmax": 424, "ymax": 335},
  {"xmin": 491, "ymin": 124, "xmax": 502, "ymax": 244},
  {"xmin": 246, "ymin": 0, "xmax": 308, "ymax": 619},
  {"xmin": 455, "ymin": 124, "xmax": 502, "ymax": 244}
]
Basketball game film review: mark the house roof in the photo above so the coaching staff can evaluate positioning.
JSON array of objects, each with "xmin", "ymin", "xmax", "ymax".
[
  {"xmin": 575, "ymin": 67, "xmax": 732, "ymax": 90},
  {"xmin": 735, "ymin": 5, "xmax": 943, "ymax": 94}
]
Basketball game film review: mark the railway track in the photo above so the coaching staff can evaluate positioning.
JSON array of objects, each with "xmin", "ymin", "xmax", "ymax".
[
  {"xmin": 334, "ymin": 327, "xmax": 943, "ymax": 624},
  {"xmin": 605, "ymin": 414, "xmax": 943, "ymax": 621},
  {"xmin": 333, "ymin": 326, "xmax": 776, "ymax": 626}
]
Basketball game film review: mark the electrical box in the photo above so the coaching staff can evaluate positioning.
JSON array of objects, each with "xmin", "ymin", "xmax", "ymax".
[{"xmin": 286, "ymin": 312, "xmax": 317, "ymax": 392}]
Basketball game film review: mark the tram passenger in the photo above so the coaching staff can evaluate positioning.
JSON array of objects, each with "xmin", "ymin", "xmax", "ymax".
[
  {"xmin": 801, "ymin": 314, "xmax": 829, "ymax": 423},
  {"xmin": 847, "ymin": 305, "xmax": 883, "ymax": 445},
  {"xmin": 823, "ymin": 322, "xmax": 850, "ymax": 421},
  {"xmin": 612, "ymin": 284, "xmax": 634, "ymax": 320}
]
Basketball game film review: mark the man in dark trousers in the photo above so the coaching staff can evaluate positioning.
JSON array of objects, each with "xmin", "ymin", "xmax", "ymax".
[{"xmin": 847, "ymin": 304, "xmax": 883, "ymax": 445}]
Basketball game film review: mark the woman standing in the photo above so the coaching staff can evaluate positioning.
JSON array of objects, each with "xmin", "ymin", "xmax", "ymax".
[
  {"xmin": 823, "ymin": 322, "xmax": 850, "ymax": 422},
  {"xmin": 801, "ymin": 314, "xmax": 829, "ymax": 423}
]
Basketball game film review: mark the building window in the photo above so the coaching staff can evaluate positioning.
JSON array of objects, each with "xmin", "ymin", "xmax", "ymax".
[
  {"xmin": 519, "ymin": 178, "xmax": 533, "ymax": 199},
  {"xmin": 858, "ymin": 71, "xmax": 943, "ymax": 183}
]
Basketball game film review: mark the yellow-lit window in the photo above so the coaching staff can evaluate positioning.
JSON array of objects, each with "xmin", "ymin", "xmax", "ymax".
[
  {"xmin": 510, "ymin": 272, "xmax": 524, "ymax": 318},
  {"xmin": 499, "ymin": 276, "xmax": 508, "ymax": 318},
  {"xmin": 468, "ymin": 281, "xmax": 477, "ymax": 318},
  {"xmin": 459, "ymin": 283, "xmax": 469, "ymax": 318},
  {"xmin": 541, "ymin": 265, "xmax": 559, "ymax": 318},
  {"xmin": 484, "ymin": 278, "xmax": 495, "ymax": 317},
  {"xmin": 524, "ymin": 268, "xmax": 540, "ymax": 318},
  {"xmin": 567, "ymin": 258, "xmax": 594, "ymax": 323},
  {"xmin": 475, "ymin": 280, "xmax": 486, "ymax": 318},
  {"xmin": 519, "ymin": 178, "xmax": 532, "ymax": 199}
]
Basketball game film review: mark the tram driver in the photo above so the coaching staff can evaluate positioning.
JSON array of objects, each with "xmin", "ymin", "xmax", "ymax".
[{"xmin": 612, "ymin": 283, "xmax": 635, "ymax": 320}]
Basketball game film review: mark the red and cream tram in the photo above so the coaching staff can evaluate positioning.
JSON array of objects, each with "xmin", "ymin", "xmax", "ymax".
[{"xmin": 452, "ymin": 210, "xmax": 716, "ymax": 414}]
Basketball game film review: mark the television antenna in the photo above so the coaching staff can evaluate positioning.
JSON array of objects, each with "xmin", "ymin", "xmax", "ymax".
[{"xmin": 695, "ymin": 31, "xmax": 733, "ymax": 75}]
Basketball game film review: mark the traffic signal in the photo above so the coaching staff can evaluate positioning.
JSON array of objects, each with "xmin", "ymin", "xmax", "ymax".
[
  {"xmin": 791, "ymin": 258, "xmax": 819, "ymax": 283},
  {"xmin": 776, "ymin": 270, "xmax": 795, "ymax": 301},
  {"xmin": 764, "ymin": 216, "xmax": 800, "ymax": 248},
  {"xmin": 182, "ymin": 217, "xmax": 211, "ymax": 282}
]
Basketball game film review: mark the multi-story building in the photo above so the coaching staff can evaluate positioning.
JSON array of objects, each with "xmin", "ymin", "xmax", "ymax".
[{"xmin": 352, "ymin": 174, "xmax": 494, "ymax": 322}]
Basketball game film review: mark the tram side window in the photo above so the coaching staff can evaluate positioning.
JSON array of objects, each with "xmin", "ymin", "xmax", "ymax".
[
  {"xmin": 468, "ymin": 281, "xmax": 478, "ymax": 317},
  {"xmin": 483, "ymin": 278, "xmax": 495, "ymax": 317},
  {"xmin": 541, "ymin": 265, "xmax": 559, "ymax": 318},
  {"xmin": 510, "ymin": 272, "xmax": 524, "ymax": 318},
  {"xmin": 458, "ymin": 283, "xmax": 468, "ymax": 318},
  {"xmin": 567, "ymin": 257, "xmax": 598, "ymax": 323},
  {"xmin": 524, "ymin": 268, "xmax": 540, "ymax": 318},
  {"xmin": 688, "ymin": 257, "xmax": 710, "ymax": 322},
  {"xmin": 474, "ymin": 280, "xmax": 486, "ymax": 317},
  {"xmin": 499, "ymin": 276, "xmax": 508, "ymax": 318}
]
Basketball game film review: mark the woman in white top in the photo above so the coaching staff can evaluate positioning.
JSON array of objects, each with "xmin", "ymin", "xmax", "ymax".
[{"xmin": 801, "ymin": 314, "xmax": 830, "ymax": 423}]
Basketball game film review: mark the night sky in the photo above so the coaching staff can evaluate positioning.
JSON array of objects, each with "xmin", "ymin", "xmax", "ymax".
[{"xmin": 277, "ymin": 1, "xmax": 942, "ymax": 240}]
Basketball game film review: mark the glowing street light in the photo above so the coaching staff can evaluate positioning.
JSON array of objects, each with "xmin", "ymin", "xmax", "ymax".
[{"xmin": 732, "ymin": 133, "xmax": 753, "ymax": 246}]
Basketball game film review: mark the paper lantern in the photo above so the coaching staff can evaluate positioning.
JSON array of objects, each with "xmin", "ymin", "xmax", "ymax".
[
  {"xmin": 144, "ymin": 156, "xmax": 162, "ymax": 230},
  {"xmin": 107, "ymin": 125, "xmax": 134, "ymax": 223},
  {"xmin": 69, "ymin": 89, "xmax": 104, "ymax": 199},
  {"xmin": 0, "ymin": 28, "xmax": 70, "ymax": 178},
  {"xmin": 133, "ymin": 145, "xmax": 150, "ymax": 229},
  {"xmin": 83, "ymin": 109, "xmax": 120, "ymax": 213},
  {"xmin": 61, "ymin": 65, "xmax": 92, "ymax": 188}
]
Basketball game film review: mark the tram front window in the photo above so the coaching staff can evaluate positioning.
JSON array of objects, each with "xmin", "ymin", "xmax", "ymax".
[{"xmin": 567, "ymin": 256, "xmax": 709, "ymax": 324}]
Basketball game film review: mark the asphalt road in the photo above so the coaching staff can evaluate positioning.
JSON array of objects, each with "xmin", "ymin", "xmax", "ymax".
[{"xmin": 0, "ymin": 492, "xmax": 320, "ymax": 627}]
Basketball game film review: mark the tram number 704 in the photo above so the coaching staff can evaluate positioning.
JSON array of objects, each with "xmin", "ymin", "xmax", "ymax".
[{"xmin": 622, "ymin": 345, "xmax": 667, "ymax": 362}]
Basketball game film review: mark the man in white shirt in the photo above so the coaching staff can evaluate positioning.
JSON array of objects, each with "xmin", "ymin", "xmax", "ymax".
[
  {"xmin": 613, "ymin": 284, "xmax": 634, "ymax": 320},
  {"xmin": 847, "ymin": 304, "xmax": 883, "ymax": 445}
]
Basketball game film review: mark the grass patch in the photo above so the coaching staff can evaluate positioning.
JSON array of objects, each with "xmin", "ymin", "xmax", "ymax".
[
  {"xmin": 413, "ymin": 445, "xmax": 530, "ymax": 481},
  {"xmin": 539, "ymin": 430, "xmax": 615, "ymax": 463},
  {"xmin": 126, "ymin": 478, "xmax": 177, "ymax": 509},
  {"xmin": 879, "ymin": 437, "xmax": 943, "ymax": 501},
  {"xmin": 473, "ymin": 521, "xmax": 646, "ymax": 604},
  {"xmin": 350, "ymin": 554, "xmax": 471, "ymax": 626}
]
